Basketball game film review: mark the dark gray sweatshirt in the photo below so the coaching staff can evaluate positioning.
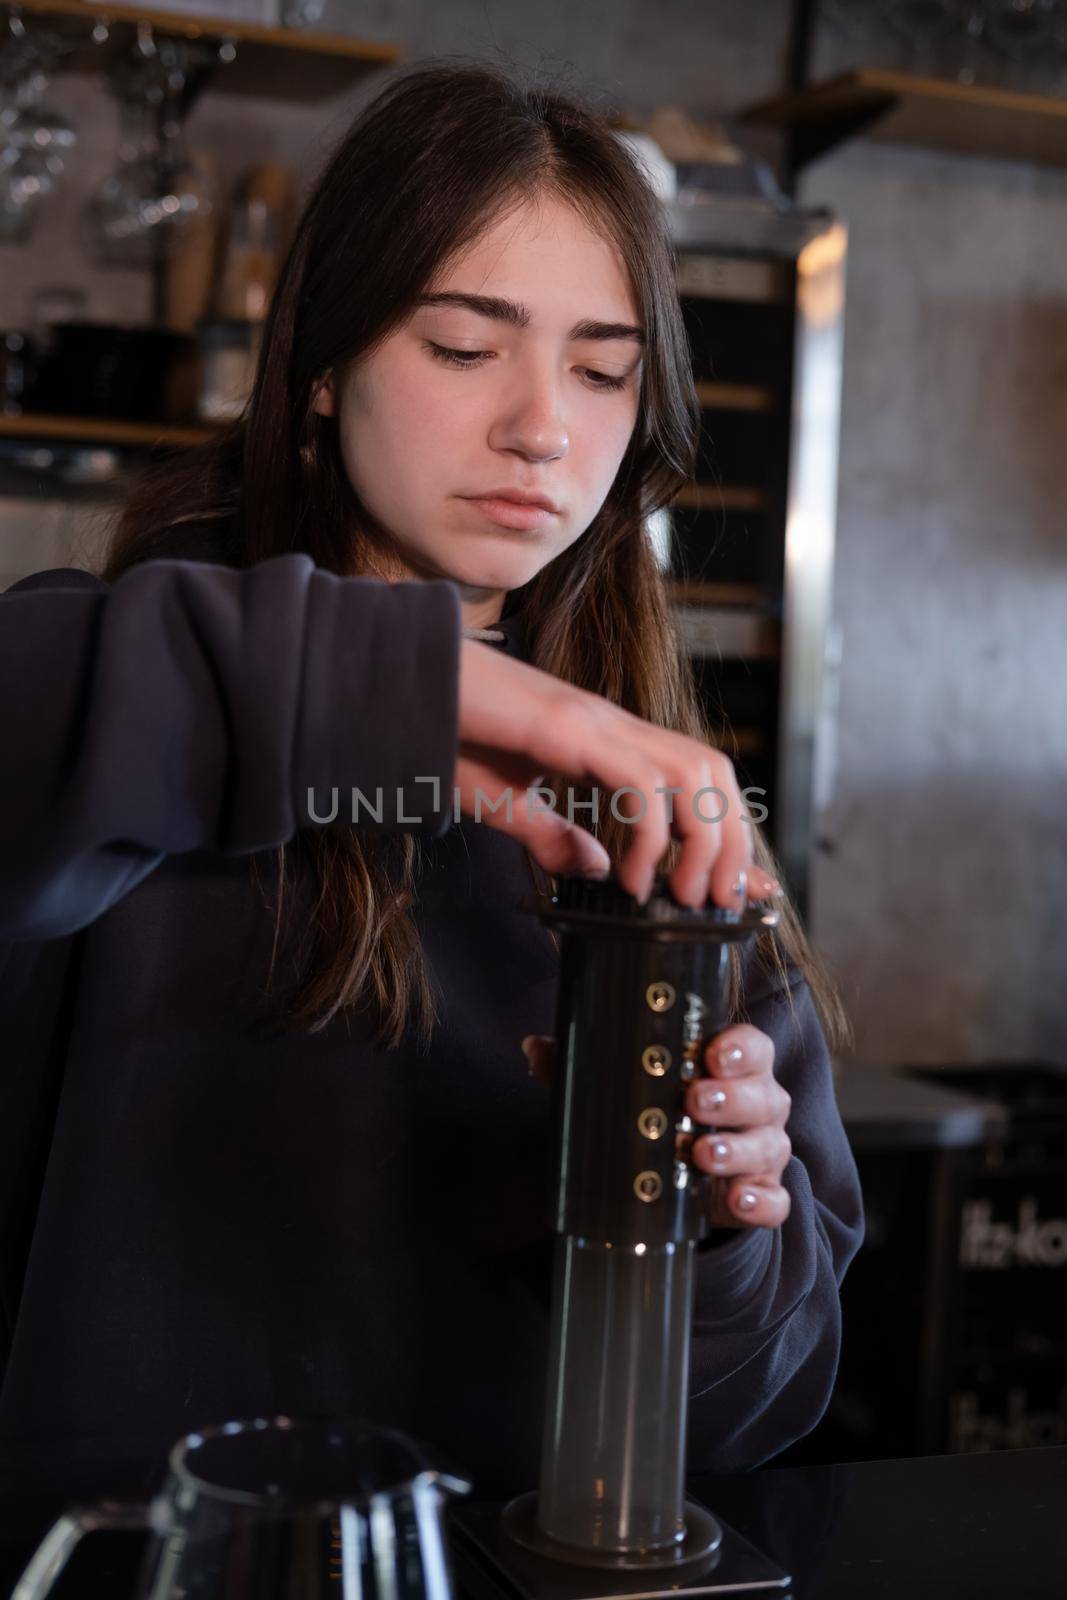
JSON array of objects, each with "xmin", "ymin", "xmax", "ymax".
[{"xmin": 0, "ymin": 548, "xmax": 863, "ymax": 1513}]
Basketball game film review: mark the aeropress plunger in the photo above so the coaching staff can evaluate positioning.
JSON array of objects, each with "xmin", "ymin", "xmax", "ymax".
[{"xmin": 448, "ymin": 871, "xmax": 791, "ymax": 1599}]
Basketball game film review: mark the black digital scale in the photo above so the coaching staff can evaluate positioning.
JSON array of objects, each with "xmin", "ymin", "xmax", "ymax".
[{"xmin": 449, "ymin": 1498, "xmax": 790, "ymax": 1597}]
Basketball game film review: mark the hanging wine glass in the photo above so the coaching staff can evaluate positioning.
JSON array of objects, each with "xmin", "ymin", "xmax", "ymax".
[
  {"xmin": 984, "ymin": 0, "xmax": 1060, "ymax": 58},
  {"xmin": 944, "ymin": 5, "xmax": 990, "ymax": 86},
  {"xmin": 983, "ymin": 0, "xmax": 1067, "ymax": 90},
  {"xmin": 150, "ymin": 35, "xmax": 214, "ymax": 228},
  {"xmin": 0, "ymin": 13, "xmax": 78, "ymax": 243},
  {"xmin": 85, "ymin": 24, "xmax": 214, "ymax": 267},
  {"xmin": 1, "ymin": 97, "xmax": 77, "ymax": 233},
  {"xmin": 818, "ymin": 0, "xmax": 875, "ymax": 46},
  {"xmin": 282, "ymin": 0, "xmax": 327, "ymax": 26},
  {"xmin": 85, "ymin": 84, "xmax": 166, "ymax": 264},
  {"xmin": 2, "ymin": 102, "xmax": 77, "ymax": 162},
  {"xmin": 878, "ymin": 0, "xmax": 961, "ymax": 73}
]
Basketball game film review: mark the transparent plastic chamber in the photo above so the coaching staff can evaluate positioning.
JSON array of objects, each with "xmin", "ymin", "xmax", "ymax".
[{"xmin": 537, "ymin": 1233, "xmax": 696, "ymax": 1550}]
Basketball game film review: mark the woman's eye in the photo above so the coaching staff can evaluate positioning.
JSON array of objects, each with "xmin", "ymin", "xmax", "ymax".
[
  {"xmin": 423, "ymin": 341, "xmax": 628, "ymax": 392},
  {"xmin": 424, "ymin": 342, "xmax": 489, "ymax": 369},
  {"xmin": 582, "ymin": 369, "xmax": 628, "ymax": 392}
]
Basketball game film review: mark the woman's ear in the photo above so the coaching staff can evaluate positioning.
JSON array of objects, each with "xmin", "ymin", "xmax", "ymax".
[{"xmin": 312, "ymin": 372, "xmax": 336, "ymax": 418}]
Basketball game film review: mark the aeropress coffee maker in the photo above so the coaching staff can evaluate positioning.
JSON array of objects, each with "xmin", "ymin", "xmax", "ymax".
[{"xmin": 449, "ymin": 871, "xmax": 791, "ymax": 1598}]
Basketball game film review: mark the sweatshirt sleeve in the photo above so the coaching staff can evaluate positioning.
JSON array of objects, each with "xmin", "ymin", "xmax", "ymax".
[
  {"xmin": 684, "ymin": 948, "xmax": 864, "ymax": 1472},
  {"xmin": 0, "ymin": 554, "xmax": 462, "ymax": 942}
]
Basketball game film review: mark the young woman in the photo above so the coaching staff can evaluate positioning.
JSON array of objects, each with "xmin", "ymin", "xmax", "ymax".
[{"xmin": 0, "ymin": 60, "xmax": 862, "ymax": 1508}]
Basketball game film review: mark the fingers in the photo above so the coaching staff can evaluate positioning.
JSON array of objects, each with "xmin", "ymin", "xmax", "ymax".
[
  {"xmin": 606, "ymin": 741, "xmax": 775, "ymax": 913},
  {"xmin": 701, "ymin": 1025, "xmax": 777, "ymax": 1083},
  {"xmin": 687, "ymin": 1024, "xmax": 789, "ymax": 1127},
  {"xmin": 459, "ymin": 656, "xmax": 670, "ymax": 889},
  {"xmin": 521, "ymin": 1034, "xmax": 556, "ymax": 1083},
  {"xmin": 518, "ymin": 1023, "xmax": 790, "ymax": 1232},
  {"xmin": 690, "ymin": 1025, "xmax": 791, "ymax": 1231},
  {"xmin": 688, "ymin": 1073, "xmax": 792, "ymax": 1130},
  {"xmin": 704, "ymin": 756, "xmax": 757, "ymax": 914},
  {"xmin": 459, "ymin": 644, "xmax": 790, "ymax": 911},
  {"xmin": 459, "ymin": 652, "xmax": 749, "ymax": 911},
  {"xmin": 713, "ymin": 1177, "xmax": 793, "ymax": 1230},
  {"xmin": 654, "ymin": 751, "xmax": 723, "ymax": 910},
  {"xmin": 738, "ymin": 864, "xmax": 784, "ymax": 903},
  {"xmin": 692, "ymin": 1126, "xmax": 792, "ymax": 1178},
  {"xmin": 541, "ymin": 719, "xmax": 673, "ymax": 906},
  {"xmin": 518, "ymin": 809, "xmax": 611, "ymax": 879},
  {"xmin": 455, "ymin": 748, "xmax": 611, "ymax": 879},
  {"xmin": 606, "ymin": 739, "xmax": 727, "ymax": 911}
]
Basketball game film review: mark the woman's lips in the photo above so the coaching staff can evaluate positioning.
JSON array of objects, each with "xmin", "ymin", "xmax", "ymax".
[{"xmin": 462, "ymin": 496, "xmax": 558, "ymax": 532}]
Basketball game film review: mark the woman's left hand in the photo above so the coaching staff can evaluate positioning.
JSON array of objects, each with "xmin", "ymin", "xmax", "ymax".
[
  {"xmin": 521, "ymin": 1023, "xmax": 791, "ymax": 1231},
  {"xmin": 685, "ymin": 1024, "xmax": 792, "ymax": 1231}
]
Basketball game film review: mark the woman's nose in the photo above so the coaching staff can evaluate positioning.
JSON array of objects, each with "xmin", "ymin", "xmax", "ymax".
[{"xmin": 489, "ymin": 374, "xmax": 570, "ymax": 461}]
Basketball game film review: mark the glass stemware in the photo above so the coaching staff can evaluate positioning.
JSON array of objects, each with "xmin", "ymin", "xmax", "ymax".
[
  {"xmin": 85, "ymin": 24, "xmax": 214, "ymax": 267},
  {"xmin": 0, "ymin": 14, "xmax": 78, "ymax": 243}
]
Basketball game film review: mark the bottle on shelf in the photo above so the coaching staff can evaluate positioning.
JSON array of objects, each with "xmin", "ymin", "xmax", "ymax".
[
  {"xmin": 195, "ymin": 165, "xmax": 291, "ymax": 424},
  {"xmin": 215, "ymin": 194, "xmax": 281, "ymax": 323}
]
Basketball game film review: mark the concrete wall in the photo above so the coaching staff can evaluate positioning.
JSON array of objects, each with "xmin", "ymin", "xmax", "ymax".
[{"xmin": 799, "ymin": 27, "xmax": 1067, "ymax": 1065}]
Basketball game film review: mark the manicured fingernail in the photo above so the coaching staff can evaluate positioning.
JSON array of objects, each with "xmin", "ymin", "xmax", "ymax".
[
  {"xmin": 698, "ymin": 1087, "xmax": 728, "ymax": 1112},
  {"xmin": 731, "ymin": 870, "xmax": 748, "ymax": 904},
  {"xmin": 762, "ymin": 879, "xmax": 784, "ymax": 897},
  {"xmin": 717, "ymin": 1045, "xmax": 745, "ymax": 1074},
  {"xmin": 738, "ymin": 1190, "xmax": 759, "ymax": 1211},
  {"xmin": 711, "ymin": 1140, "xmax": 731, "ymax": 1168}
]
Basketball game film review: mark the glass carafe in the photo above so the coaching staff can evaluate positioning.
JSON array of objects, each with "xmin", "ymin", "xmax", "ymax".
[{"xmin": 11, "ymin": 1415, "xmax": 471, "ymax": 1600}]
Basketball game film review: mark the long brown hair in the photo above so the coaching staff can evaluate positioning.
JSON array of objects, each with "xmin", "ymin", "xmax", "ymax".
[{"xmin": 102, "ymin": 57, "xmax": 852, "ymax": 1058}]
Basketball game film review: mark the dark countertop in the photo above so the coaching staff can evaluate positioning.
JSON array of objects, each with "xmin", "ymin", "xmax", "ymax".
[
  {"xmin": 688, "ymin": 1444, "xmax": 1067, "ymax": 1597},
  {"xmin": 1, "ymin": 1446, "xmax": 1063, "ymax": 1599},
  {"xmin": 832, "ymin": 1062, "xmax": 1009, "ymax": 1149}
]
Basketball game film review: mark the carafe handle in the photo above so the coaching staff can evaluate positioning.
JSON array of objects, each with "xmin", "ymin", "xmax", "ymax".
[{"xmin": 10, "ymin": 1497, "xmax": 167, "ymax": 1600}]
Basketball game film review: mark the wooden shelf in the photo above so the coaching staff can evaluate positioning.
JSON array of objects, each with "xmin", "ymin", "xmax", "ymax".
[
  {"xmin": 667, "ymin": 579, "xmax": 766, "ymax": 608},
  {"xmin": 674, "ymin": 483, "xmax": 767, "ymax": 513},
  {"xmin": 708, "ymin": 725, "xmax": 764, "ymax": 758},
  {"xmin": 10, "ymin": 0, "xmax": 400, "ymax": 103},
  {"xmin": 671, "ymin": 604, "xmax": 779, "ymax": 661},
  {"xmin": 739, "ymin": 68, "xmax": 1067, "ymax": 172},
  {"xmin": 0, "ymin": 412, "xmax": 220, "ymax": 449},
  {"xmin": 694, "ymin": 381, "xmax": 775, "ymax": 413}
]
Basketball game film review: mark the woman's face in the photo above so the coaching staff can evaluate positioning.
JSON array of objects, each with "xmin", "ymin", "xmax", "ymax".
[{"xmin": 313, "ymin": 193, "xmax": 645, "ymax": 626}]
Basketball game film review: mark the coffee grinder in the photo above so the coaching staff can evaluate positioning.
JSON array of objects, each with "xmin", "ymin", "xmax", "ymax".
[{"xmin": 449, "ymin": 872, "xmax": 791, "ymax": 1597}]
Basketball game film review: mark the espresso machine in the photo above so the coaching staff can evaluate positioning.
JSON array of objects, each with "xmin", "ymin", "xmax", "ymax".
[{"xmin": 449, "ymin": 872, "xmax": 791, "ymax": 1597}]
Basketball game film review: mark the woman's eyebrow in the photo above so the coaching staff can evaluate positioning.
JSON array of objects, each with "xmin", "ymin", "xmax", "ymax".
[{"xmin": 414, "ymin": 291, "xmax": 645, "ymax": 345}]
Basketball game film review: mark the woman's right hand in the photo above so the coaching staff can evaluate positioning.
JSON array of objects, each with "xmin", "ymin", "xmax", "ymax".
[{"xmin": 457, "ymin": 638, "xmax": 780, "ymax": 911}]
